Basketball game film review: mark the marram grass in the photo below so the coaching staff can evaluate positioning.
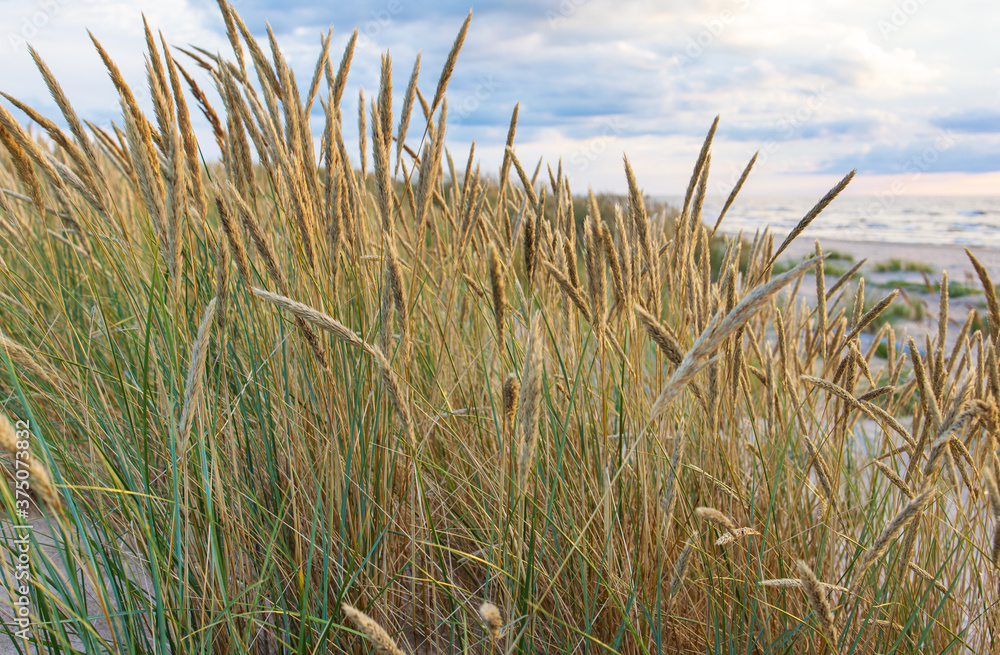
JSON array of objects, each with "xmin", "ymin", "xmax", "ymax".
[{"xmin": 1, "ymin": 3, "xmax": 999, "ymax": 654}]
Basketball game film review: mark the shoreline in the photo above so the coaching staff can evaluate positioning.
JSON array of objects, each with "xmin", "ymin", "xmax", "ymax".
[
  {"xmin": 757, "ymin": 236, "xmax": 1000, "ymax": 281},
  {"xmin": 754, "ymin": 236, "xmax": 998, "ymax": 353}
]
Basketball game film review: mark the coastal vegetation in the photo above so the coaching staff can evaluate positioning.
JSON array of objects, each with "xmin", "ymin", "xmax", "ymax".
[{"xmin": 2, "ymin": 4, "xmax": 1000, "ymax": 653}]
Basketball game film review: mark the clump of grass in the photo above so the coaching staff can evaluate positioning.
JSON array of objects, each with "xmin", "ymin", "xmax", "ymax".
[
  {"xmin": 772, "ymin": 253, "xmax": 852, "ymax": 278},
  {"xmin": 874, "ymin": 258, "xmax": 934, "ymax": 273},
  {"xmin": 1, "ymin": 4, "xmax": 998, "ymax": 654},
  {"xmin": 878, "ymin": 277, "xmax": 984, "ymax": 299},
  {"xmin": 824, "ymin": 249, "xmax": 855, "ymax": 262}
]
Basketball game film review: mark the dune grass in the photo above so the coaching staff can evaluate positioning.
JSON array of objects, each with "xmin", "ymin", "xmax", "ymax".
[
  {"xmin": 1, "ymin": 4, "xmax": 1000, "ymax": 654},
  {"xmin": 873, "ymin": 258, "xmax": 935, "ymax": 274}
]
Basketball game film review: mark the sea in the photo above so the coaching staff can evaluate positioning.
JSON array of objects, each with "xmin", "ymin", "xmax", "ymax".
[{"xmin": 659, "ymin": 195, "xmax": 1000, "ymax": 248}]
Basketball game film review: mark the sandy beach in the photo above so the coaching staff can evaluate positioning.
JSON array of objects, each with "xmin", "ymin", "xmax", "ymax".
[
  {"xmin": 765, "ymin": 236, "xmax": 1000, "ymax": 355},
  {"xmin": 778, "ymin": 237, "xmax": 1000, "ymax": 282}
]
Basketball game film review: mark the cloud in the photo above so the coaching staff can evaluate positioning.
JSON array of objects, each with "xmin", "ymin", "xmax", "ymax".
[
  {"xmin": 931, "ymin": 110, "xmax": 1000, "ymax": 134},
  {"xmin": 818, "ymin": 137, "xmax": 1000, "ymax": 175},
  {"xmin": 0, "ymin": 0, "xmax": 995, "ymax": 195}
]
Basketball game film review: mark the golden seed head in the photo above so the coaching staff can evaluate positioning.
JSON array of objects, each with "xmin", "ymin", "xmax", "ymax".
[
  {"xmin": 341, "ymin": 603, "xmax": 406, "ymax": 655},
  {"xmin": 478, "ymin": 601, "xmax": 502, "ymax": 640}
]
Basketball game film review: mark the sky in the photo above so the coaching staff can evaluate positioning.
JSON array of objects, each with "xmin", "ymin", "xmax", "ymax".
[{"xmin": 1, "ymin": 0, "xmax": 998, "ymax": 197}]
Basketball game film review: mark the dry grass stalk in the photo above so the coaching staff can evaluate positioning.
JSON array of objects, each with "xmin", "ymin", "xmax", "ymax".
[
  {"xmin": 715, "ymin": 527, "xmax": 761, "ymax": 546},
  {"xmin": 216, "ymin": 0, "xmax": 246, "ymax": 77},
  {"xmin": 522, "ymin": 198, "xmax": 537, "ymax": 288},
  {"xmin": 710, "ymin": 151, "xmax": 756, "ymax": 237},
  {"xmin": 965, "ymin": 248, "xmax": 1000, "ymax": 338},
  {"xmin": 760, "ymin": 578, "xmax": 849, "ymax": 594},
  {"xmin": 908, "ymin": 563, "xmax": 950, "ymax": 595},
  {"xmin": 395, "ymin": 53, "xmax": 421, "ymax": 173},
  {"xmin": 90, "ymin": 34, "xmax": 162, "ymax": 203},
  {"xmin": 984, "ymin": 468, "xmax": 1000, "ymax": 565},
  {"xmin": 767, "ymin": 170, "xmax": 855, "ymax": 274},
  {"xmin": 252, "ymin": 287, "xmax": 414, "ymax": 446},
  {"xmin": 650, "ymin": 256, "xmax": 821, "ymax": 420},
  {"xmin": 623, "ymin": 156, "xmax": 656, "ymax": 311},
  {"xmin": 369, "ymin": 346, "xmax": 416, "ymax": 449},
  {"xmin": 796, "ymin": 559, "xmax": 839, "ymax": 646},
  {"xmin": 231, "ymin": 11, "xmax": 280, "ymax": 103},
  {"xmin": 303, "ymin": 29, "xmax": 332, "ymax": 114},
  {"xmin": 909, "ymin": 336, "xmax": 942, "ymax": 428},
  {"xmin": 872, "ymin": 459, "xmax": 913, "ymax": 498},
  {"xmin": 584, "ymin": 215, "xmax": 606, "ymax": 342},
  {"xmin": 601, "ymin": 222, "xmax": 625, "ymax": 317},
  {"xmin": 253, "ymin": 288, "xmax": 361, "ymax": 349},
  {"xmin": 341, "ymin": 603, "xmax": 406, "ymax": 655},
  {"xmin": 502, "ymin": 373, "xmax": 519, "ymax": 438},
  {"xmin": 178, "ymin": 298, "xmax": 217, "ymax": 453},
  {"xmin": 936, "ymin": 270, "xmax": 949, "ymax": 365},
  {"xmin": 857, "ymin": 386, "xmax": 894, "ymax": 402},
  {"xmin": 384, "ymin": 236, "xmax": 410, "ymax": 362},
  {"xmin": 694, "ymin": 506, "xmax": 737, "ymax": 534},
  {"xmin": 775, "ymin": 309, "xmax": 790, "ymax": 383},
  {"xmin": 214, "ymin": 232, "xmax": 230, "ymax": 332},
  {"xmin": 825, "ymin": 259, "xmax": 866, "ymax": 303},
  {"xmin": 506, "ymin": 146, "xmax": 538, "ymax": 212},
  {"xmin": 561, "ymin": 231, "xmax": 580, "ymax": 290},
  {"xmin": 121, "ymin": 98, "xmax": 166, "ymax": 241},
  {"xmin": 850, "ymin": 341, "xmax": 874, "ymax": 386},
  {"xmin": 328, "ymin": 29, "xmax": 358, "ymax": 112},
  {"xmin": 669, "ymin": 541, "xmax": 695, "ymax": 597},
  {"xmin": 516, "ymin": 314, "xmax": 544, "ymax": 488},
  {"xmin": 834, "ymin": 290, "xmax": 899, "ymax": 356},
  {"xmin": 497, "ymin": 103, "xmax": 518, "ymax": 201},
  {"xmin": 0, "ymin": 333, "xmax": 59, "ymax": 389},
  {"xmin": 0, "ymin": 104, "xmax": 73, "ymax": 201},
  {"xmin": 177, "ymin": 62, "xmax": 226, "ymax": 152},
  {"xmin": 479, "ymin": 602, "xmax": 503, "ymax": 641},
  {"xmin": 213, "ymin": 191, "xmax": 252, "ymax": 285},
  {"xmin": 803, "ymin": 435, "xmax": 837, "ymax": 509},
  {"xmin": 0, "ymin": 121, "xmax": 44, "ymax": 216},
  {"xmin": 543, "ymin": 261, "xmax": 591, "ymax": 322},
  {"xmin": 680, "ymin": 116, "xmax": 718, "ymax": 220},
  {"xmin": 21, "ymin": 57, "xmax": 105, "ymax": 213},
  {"xmin": 380, "ymin": 271, "xmax": 394, "ymax": 355},
  {"xmin": 634, "ymin": 305, "xmax": 684, "ymax": 366},
  {"xmin": 0, "ymin": 412, "xmax": 62, "ymax": 513},
  {"xmin": 430, "ymin": 10, "xmax": 472, "ymax": 114},
  {"xmin": 661, "ymin": 434, "xmax": 684, "ymax": 537},
  {"xmin": 162, "ymin": 40, "xmax": 206, "ymax": 221},
  {"xmin": 895, "ymin": 509, "xmax": 921, "ymax": 578},
  {"xmin": 413, "ymin": 102, "xmax": 446, "ymax": 235},
  {"xmin": 357, "ymin": 87, "xmax": 368, "ymax": 176},
  {"xmin": 489, "ymin": 242, "xmax": 507, "ymax": 344},
  {"xmin": 859, "ymin": 486, "xmax": 934, "ymax": 572},
  {"xmin": 230, "ymin": 186, "xmax": 286, "ymax": 290},
  {"xmin": 813, "ymin": 241, "xmax": 828, "ymax": 360}
]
